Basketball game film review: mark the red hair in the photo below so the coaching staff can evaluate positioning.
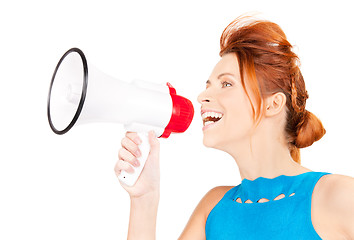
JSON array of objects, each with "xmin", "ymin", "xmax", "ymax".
[{"xmin": 219, "ymin": 16, "xmax": 326, "ymax": 164}]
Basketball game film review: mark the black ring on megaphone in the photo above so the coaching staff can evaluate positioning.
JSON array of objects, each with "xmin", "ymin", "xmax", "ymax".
[{"xmin": 47, "ymin": 48, "xmax": 88, "ymax": 135}]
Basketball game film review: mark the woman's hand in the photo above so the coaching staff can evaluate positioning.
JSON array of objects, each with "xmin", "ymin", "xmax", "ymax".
[{"xmin": 114, "ymin": 130, "xmax": 160, "ymax": 199}]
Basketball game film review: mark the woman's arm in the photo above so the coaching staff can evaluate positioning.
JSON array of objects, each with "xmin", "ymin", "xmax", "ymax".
[
  {"xmin": 115, "ymin": 131, "xmax": 233, "ymax": 239},
  {"xmin": 128, "ymin": 192, "xmax": 159, "ymax": 240},
  {"xmin": 115, "ymin": 131, "xmax": 161, "ymax": 240}
]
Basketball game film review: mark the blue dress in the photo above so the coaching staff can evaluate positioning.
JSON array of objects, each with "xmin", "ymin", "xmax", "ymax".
[{"xmin": 205, "ymin": 171, "xmax": 332, "ymax": 239}]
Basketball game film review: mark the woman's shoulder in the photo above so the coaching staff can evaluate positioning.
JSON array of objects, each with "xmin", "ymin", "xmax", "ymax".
[
  {"xmin": 178, "ymin": 186, "xmax": 236, "ymax": 239},
  {"xmin": 205, "ymin": 185, "xmax": 236, "ymax": 199},
  {"xmin": 312, "ymin": 172, "xmax": 353, "ymax": 199},
  {"xmin": 201, "ymin": 186, "xmax": 236, "ymax": 215},
  {"xmin": 312, "ymin": 173, "xmax": 354, "ymax": 238}
]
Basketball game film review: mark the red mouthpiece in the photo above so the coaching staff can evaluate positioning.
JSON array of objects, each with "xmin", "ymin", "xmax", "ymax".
[{"xmin": 160, "ymin": 82, "xmax": 194, "ymax": 138}]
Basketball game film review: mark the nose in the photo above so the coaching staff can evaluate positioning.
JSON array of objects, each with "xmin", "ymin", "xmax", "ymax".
[{"xmin": 197, "ymin": 89, "xmax": 211, "ymax": 104}]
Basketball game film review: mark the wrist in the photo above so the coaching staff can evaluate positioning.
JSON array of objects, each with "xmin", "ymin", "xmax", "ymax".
[{"xmin": 130, "ymin": 190, "xmax": 160, "ymax": 203}]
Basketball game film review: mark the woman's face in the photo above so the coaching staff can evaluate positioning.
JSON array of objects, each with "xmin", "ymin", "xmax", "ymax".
[{"xmin": 197, "ymin": 53, "xmax": 257, "ymax": 151}]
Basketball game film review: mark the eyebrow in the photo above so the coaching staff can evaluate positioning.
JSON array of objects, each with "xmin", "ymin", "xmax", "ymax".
[{"xmin": 206, "ymin": 72, "xmax": 236, "ymax": 84}]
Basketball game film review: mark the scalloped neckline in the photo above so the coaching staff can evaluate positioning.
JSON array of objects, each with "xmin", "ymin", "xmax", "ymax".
[{"xmin": 241, "ymin": 171, "xmax": 313, "ymax": 183}]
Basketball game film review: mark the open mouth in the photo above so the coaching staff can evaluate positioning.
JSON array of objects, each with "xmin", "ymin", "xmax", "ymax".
[{"xmin": 202, "ymin": 111, "xmax": 223, "ymax": 127}]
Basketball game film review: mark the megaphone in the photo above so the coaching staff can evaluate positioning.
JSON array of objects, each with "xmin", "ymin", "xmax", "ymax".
[{"xmin": 47, "ymin": 48, "xmax": 194, "ymax": 186}]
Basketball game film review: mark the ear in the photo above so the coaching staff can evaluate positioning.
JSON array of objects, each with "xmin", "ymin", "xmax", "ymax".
[{"xmin": 264, "ymin": 92, "xmax": 287, "ymax": 117}]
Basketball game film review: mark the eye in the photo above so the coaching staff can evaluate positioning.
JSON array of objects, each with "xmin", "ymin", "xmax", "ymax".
[{"xmin": 221, "ymin": 81, "xmax": 232, "ymax": 88}]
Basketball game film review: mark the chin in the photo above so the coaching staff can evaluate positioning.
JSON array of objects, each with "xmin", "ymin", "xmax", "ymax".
[{"xmin": 202, "ymin": 134, "xmax": 221, "ymax": 149}]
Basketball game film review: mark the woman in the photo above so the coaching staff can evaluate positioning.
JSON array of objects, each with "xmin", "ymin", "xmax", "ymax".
[{"xmin": 114, "ymin": 16, "xmax": 354, "ymax": 239}]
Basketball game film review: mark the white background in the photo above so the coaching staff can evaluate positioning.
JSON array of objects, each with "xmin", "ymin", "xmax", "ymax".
[{"xmin": 1, "ymin": 0, "xmax": 353, "ymax": 239}]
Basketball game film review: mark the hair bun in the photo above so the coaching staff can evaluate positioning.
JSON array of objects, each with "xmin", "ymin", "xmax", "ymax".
[{"xmin": 295, "ymin": 110, "xmax": 326, "ymax": 148}]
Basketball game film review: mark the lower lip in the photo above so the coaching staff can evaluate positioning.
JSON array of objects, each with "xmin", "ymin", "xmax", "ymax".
[{"xmin": 202, "ymin": 119, "xmax": 222, "ymax": 131}]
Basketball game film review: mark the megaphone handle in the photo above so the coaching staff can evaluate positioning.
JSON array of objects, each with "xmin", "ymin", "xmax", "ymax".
[{"xmin": 118, "ymin": 132, "xmax": 150, "ymax": 187}]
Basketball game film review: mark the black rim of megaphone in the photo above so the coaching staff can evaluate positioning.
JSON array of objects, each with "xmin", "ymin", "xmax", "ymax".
[{"xmin": 47, "ymin": 48, "xmax": 88, "ymax": 135}]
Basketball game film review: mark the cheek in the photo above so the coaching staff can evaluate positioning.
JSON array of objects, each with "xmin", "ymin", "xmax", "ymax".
[
  {"xmin": 221, "ymin": 93, "xmax": 255, "ymax": 137},
  {"xmin": 223, "ymin": 90, "xmax": 253, "ymax": 122}
]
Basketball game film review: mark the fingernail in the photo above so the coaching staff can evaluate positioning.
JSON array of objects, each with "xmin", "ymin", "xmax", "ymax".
[
  {"xmin": 134, "ymin": 159, "xmax": 140, "ymax": 167},
  {"xmin": 136, "ymin": 149, "xmax": 141, "ymax": 157},
  {"xmin": 135, "ymin": 137, "xmax": 142, "ymax": 145}
]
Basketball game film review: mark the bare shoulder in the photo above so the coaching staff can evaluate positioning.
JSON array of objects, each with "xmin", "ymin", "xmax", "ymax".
[
  {"xmin": 313, "ymin": 173, "xmax": 354, "ymax": 202},
  {"xmin": 190, "ymin": 185, "xmax": 235, "ymax": 221},
  {"xmin": 178, "ymin": 186, "xmax": 234, "ymax": 240},
  {"xmin": 203, "ymin": 186, "xmax": 235, "ymax": 211},
  {"xmin": 312, "ymin": 173, "xmax": 354, "ymax": 239}
]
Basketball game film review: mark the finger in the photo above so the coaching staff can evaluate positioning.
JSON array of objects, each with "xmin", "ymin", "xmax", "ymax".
[
  {"xmin": 148, "ymin": 130, "xmax": 160, "ymax": 158},
  {"xmin": 114, "ymin": 159, "xmax": 135, "ymax": 176},
  {"xmin": 118, "ymin": 148, "xmax": 140, "ymax": 167},
  {"xmin": 125, "ymin": 132, "xmax": 142, "ymax": 145},
  {"xmin": 121, "ymin": 137, "xmax": 141, "ymax": 158}
]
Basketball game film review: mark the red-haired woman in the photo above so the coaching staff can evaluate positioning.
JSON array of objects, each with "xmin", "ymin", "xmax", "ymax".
[{"xmin": 114, "ymin": 16, "xmax": 354, "ymax": 239}]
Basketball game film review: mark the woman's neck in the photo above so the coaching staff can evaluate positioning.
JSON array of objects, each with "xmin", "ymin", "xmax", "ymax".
[{"xmin": 224, "ymin": 134, "xmax": 312, "ymax": 181}]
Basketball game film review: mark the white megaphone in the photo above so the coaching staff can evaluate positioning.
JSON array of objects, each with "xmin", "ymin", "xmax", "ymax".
[{"xmin": 47, "ymin": 48, "xmax": 194, "ymax": 186}]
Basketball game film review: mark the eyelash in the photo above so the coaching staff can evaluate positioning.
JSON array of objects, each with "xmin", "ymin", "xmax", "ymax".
[
  {"xmin": 221, "ymin": 81, "xmax": 232, "ymax": 88},
  {"xmin": 205, "ymin": 81, "xmax": 233, "ymax": 89}
]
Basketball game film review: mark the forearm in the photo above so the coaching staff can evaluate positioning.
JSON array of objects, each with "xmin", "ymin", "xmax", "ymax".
[{"xmin": 128, "ymin": 192, "xmax": 160, "ymax": 240}]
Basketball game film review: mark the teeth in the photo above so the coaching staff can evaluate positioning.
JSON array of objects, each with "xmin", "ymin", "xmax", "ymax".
[
  {"xmin": 204, "ymin": 121, "xmax": 214, "ymax": 126},
  {"xmin": 201, "ymin": 111, "xmax": 223, "ymax": 120}
]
